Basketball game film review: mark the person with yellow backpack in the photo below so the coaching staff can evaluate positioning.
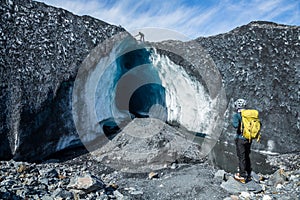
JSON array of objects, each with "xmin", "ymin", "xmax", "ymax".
[{"xmin": 232, "ymin": 99, "xmax": 261, "ymax": 183}]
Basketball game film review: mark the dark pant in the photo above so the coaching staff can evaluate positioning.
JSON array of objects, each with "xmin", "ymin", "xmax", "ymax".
[{"xmin": 235, "ymin": 138, "xmax": 252, "ymax": 178}]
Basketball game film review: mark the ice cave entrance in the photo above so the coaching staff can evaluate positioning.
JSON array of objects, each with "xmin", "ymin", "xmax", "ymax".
[
  {"xmin": 93, "ymin": 34, "xmax": 218, "ymax": 141},
  {"xmin": 115, "ymin": 49, "xmax": 167, "ymax": 119},
  {"xmin": 96, "ymin": 47, "xmax": 168, "ymax": 137}
]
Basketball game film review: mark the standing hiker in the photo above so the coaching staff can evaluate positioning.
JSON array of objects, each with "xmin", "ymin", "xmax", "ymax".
[
  {"xmin": 135, "ymin": 32, "xmax": 145, "ymax": 42},
  {"xmin": 232, "ymin": 98, "xmax": 252, "ymax": 183}
]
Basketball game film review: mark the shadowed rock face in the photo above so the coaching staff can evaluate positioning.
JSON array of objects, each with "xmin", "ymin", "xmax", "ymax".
[
  {"xmin": 1, "ymin": 0, "xmax": 299, "ymax": 162},
  {"xmin": 0, "ymin": 0, "xmax": 124, "ymax": 161}
]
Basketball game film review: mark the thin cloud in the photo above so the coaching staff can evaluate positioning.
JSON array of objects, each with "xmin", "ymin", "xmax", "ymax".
[
  {"xmin": 257, "ymin": 0, "xmax": 283, "ymax": 12},
  {"xmin": 37, "ymin": 0, "xmax": 299, "ymax": 39},
  {"xmin": 199, "ymin": 0, "xmax": 300, "ymax": 36}
]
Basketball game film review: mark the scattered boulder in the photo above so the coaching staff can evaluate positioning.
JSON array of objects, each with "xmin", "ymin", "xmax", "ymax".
[
  {"xmin": 262, "ymin": 195, "xmax": 272, "ymax": 200},
  {"xmin": 113, "ymin": 190, "xmax": 126, "ymax": 199},
  {"xmin": 67, "ymin": 174, "xmax": 105, "ymax": 193},
  {"xmin": 221, "ymin": 176, "xmax": 246, "ymax": 194},
  {"xmin": 245, "ymin": 180, "xmax": 263, "ymax": 193},
  {"xmin": 267, "ymin": 169, "xmax": 288, "ymax": 186},
  {"xmin": 45, "ymin": 169, "xmax": 59, "ymax": 179},
  {"xmin": 230, "ymin": 195, "xmax": 239, "ymax": 200},
  {"xmin": 220, "ymin": 176, "xmax": 263, "ymax": 194},
  {"xmin": 52, "ymin": 188, "xmax": 73, "ymax": 199},
  {"xmin": 239, "ymin": 191, "xmax": 251, "ymax": 199},
  {"xmin": 125, "ymin": 187, "xmax": 144, "ymax": 196},
  {"xmin": 148, "ymin": 172, "xmax": 159, "ymax": 179},
  {"xmin": 109, "ymin": 183, "xmax": 119, "ymax": 190},
  {"xmin": 250, "ymin": 171, "xmax": 261, "ymax": 183},
  {"xmin": 214, "ymin": 170, "xmax": 226, "ymax": 181},
  {"xmin": 17, "ymin": 164, "xmax": 28, "ymax": 173},
  {"xmin": 170, "ymin": 162, "xmax": 178, "ymax": 170}
]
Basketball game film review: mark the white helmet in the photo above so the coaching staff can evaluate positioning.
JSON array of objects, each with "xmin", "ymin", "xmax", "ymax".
[{"xmin": 234, "ymin": 99, "xmax": 247, "ymax": 109}]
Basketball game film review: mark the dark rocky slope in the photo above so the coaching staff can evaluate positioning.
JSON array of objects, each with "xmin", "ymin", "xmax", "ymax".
[
  {"xmin": 0, "ymin": 0, "xmax": 124, "ymax": 161},
  {"xmin": 157, "ymin": 21, "xmax": 300, "ymax": 153},
  {"xmin": 196, "ymin": 21, "xmax": 300, "ymax": 153}
]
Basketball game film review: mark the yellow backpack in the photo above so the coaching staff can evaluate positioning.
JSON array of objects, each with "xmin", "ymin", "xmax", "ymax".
[{"xmin": 240, "ymin": 109, "xmax": 261, "ymax": 142}]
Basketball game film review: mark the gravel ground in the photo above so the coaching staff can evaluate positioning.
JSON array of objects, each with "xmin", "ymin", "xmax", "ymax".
[{"xmin": 0, "ymin": 119, "xmax": 299, "ymax": 199}]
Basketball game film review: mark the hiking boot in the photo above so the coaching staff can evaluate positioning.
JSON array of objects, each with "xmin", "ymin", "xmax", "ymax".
[
  {"xmin": 246, "ymin": 175, "xmax": 252, "ymax": 181},
  {"xmin": 234, "ymin": 173, "xmax": 246, "ymax": 183}
]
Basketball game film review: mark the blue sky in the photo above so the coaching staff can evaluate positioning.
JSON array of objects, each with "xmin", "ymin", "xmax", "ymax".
[{"xmin": 37, "ymin": 0, "xmax": 300, "ymax": 40}]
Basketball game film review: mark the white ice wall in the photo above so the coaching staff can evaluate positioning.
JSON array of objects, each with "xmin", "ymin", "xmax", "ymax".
[{"xmin": 151, "ymin": 49, "xmax": 212, "ymax": 133}]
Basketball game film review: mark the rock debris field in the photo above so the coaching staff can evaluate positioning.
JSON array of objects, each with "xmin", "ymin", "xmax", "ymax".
[{"xmin": 0, "ymin": 119, "xmax": 299, "ymax": 200}]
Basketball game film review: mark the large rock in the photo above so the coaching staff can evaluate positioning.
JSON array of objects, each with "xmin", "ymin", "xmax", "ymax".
[
  {"xmin": 197, "ymin": 21, "xmax": 300, "ymax": 153},
  {"xmin": 220, "ymin": 176, "xmax": 263, "ymax": 194},
  {"xmin": 158, "ymin": 21, "xmax": 300, "ymax": 153},
  {"xmin": 67, "ymin": 174, "xmax": 105, "ymax": 193},
  {"xmin": 267, "ymin": 169, "xmax": 289, "ymax": 186},
  {"xmin": 0, "ymin": 0, "xmax": 124, "ymax": 161}
]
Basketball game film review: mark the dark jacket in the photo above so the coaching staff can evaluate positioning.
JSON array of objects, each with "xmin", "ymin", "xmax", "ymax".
[{"xmin": 232, "ymin": 112, "xmax": 246, "ymax": 140}]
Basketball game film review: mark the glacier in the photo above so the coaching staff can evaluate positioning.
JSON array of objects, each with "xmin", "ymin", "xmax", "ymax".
[{"xmin": 2, "ymin": 0, "xmax": 298, "ymax": 162}]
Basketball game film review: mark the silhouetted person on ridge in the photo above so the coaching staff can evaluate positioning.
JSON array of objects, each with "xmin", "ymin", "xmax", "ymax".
[{"xmin": 135, "ymin": 32, "xmax": 145, "ymax": 42}]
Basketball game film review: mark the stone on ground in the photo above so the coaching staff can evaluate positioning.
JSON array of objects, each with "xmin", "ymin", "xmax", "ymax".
[
  {"xmin": 267, "ymin": 169, "xmax": 288, "ymax": 186},
  {"xmin": 67, "ymin": 174, "xmax": 105, "ymax": 193},
  {"xmin": 214, "ymin": 170, "xmax": 226, "ymax": 181},
  {"xmin": 220, "ymin": 176, "xmax": 263, "ymax": 194}
]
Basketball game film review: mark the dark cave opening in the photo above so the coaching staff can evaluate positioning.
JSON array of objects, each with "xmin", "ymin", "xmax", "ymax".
[
  {"xmin": 100, "ymin": 47, "xmax": 168, "ymax": 137},
  {"xmin": 128, "ymin": 83, "xmax": 167, "ymax": 119}
]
